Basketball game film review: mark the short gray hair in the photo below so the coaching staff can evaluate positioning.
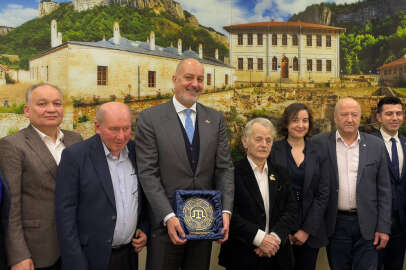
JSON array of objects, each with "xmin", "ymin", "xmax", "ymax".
[
  {"xmin": 26, "ymin": 83, "xmax": 63, "ymax": 103},
  {"xmin": 334, "ymin": 97, "xmax": 361, "ymax": 114},
  {"xmin": 243, "ymin": 117, "xmax": 276, "ymax": 139}
]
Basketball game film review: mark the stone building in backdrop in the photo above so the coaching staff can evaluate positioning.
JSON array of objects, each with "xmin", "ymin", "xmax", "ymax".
[
  {"xmin": 29, "ymin": 20, "xmax": 234, "ymax": 100},
  {"xmin": 224, "ymin": 21, "xmax": 345, "ymax": 83}
]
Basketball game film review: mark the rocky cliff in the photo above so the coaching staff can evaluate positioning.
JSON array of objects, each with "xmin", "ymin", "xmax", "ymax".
[{"xmin": 289, "ymin": 0, "xmax": 406, "ymax": 26}]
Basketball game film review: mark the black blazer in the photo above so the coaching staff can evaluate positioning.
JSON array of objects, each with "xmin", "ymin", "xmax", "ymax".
[
  {"xmin": 270, "ymin": 140, "xmax": 330, "ymax": 248},
  {"xmin": 372, "ymin": 131, "xmax": 406, "ymax": 229},
  {"xmin": 219, "ymin": 157, "xmax": 297, "ymax": 270},
  {"xmin": 55, "ymin": 135, "xmax": 148, "ymax": 270},
  {"xmin": 0, "ymin": 171, "xmax": 9, "ymax": 270}
]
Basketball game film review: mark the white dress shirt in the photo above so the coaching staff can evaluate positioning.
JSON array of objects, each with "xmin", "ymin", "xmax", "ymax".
[
  {"xmin": 380, "ymin": 128, "xmax": 404, "ymax": 176},
  {"xmin": 32, "ymin": 125, "xmax": 65, "ymax": 165},
  {"xmin": 336, "ymin": 130, "xmax": 360, "ymax": 211},
  {"xmin": 247, "ymin": 157, "xmax": 280, "ymax": 246}
]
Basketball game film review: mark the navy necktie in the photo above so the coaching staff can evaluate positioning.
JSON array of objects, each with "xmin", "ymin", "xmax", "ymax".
[
  {"xmin": 391, "ymin": 137, "xmax": 400, "ymax": 179},
  {"xmin": 184, "ymin": 109, "xmax": 194, "ymax": 144}
]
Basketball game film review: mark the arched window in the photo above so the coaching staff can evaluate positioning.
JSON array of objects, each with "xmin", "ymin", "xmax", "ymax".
[{"xmin": 272, "ymin": 57, "xmax": 277, "ymax": 71}]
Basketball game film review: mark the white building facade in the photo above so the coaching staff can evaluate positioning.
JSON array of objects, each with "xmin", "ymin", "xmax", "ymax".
[{"xmin": 224, "ymin": 21, "xmax": 345, "ymax": 83}]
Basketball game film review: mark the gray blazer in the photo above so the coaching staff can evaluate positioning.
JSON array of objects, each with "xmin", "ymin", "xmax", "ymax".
[
  {"xmin": 0, "ymin": 125, "xmax": 82, "ymax": 267},
  {"xmin": 135, "ymin": 101, "xmax": 234, "ymax": 228},
  {"xmin": 311, "ymin": 131, "xmax": 391, "ymax": 240}
]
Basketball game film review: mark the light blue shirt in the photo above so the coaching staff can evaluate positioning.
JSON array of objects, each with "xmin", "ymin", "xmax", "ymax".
[{"xmin": 103, "ymin": 143, "xmax": 138, "ymax": 246}]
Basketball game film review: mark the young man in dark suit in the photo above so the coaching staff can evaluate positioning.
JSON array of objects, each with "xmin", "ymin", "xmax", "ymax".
[
  {"xmin": 373, "ymin": 96, "xmax": 406, "ymax": 270},
  {"xmin": 219, "ymin": 118, "xmax": 297, "ymax": 270},
  {"xmin": 55, "ymin": 102, "xmax": 147, "ymax": 270}
]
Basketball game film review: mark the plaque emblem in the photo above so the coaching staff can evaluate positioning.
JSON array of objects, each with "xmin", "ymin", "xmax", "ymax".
[{"xmin": 182, "ymin": 197, "xmax": 214, "ymax": 234}]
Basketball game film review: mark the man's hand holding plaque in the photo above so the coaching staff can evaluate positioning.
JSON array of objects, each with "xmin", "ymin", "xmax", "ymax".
[
  {"xmin": 167, "ymin": 216, "xmax": 187, "ymax": 245},
  {"xmin": 175, "ymin": 190, "xmax": 224, "ymax": 241}
]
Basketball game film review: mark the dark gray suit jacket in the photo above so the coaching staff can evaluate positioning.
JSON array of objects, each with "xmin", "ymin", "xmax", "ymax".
[
  {"xmin": 135, "ymin": 100, "xmax": 234, "ymax": 228},
  {"xmin": 311, "ymin": 131, "xmax": 391, "ymax": 240}
]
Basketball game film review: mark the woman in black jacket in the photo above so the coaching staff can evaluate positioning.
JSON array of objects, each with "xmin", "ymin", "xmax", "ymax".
[{"xmin": 270, "ymin": 103, "xmax": 329, "ymax": 270}]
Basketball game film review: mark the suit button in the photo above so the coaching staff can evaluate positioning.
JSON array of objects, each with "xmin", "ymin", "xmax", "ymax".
[
  {"xmin": 336, "ymin": 189, "xmax": 339, "ymax": 193},
  {"xmin": 106, "ymin": 239, "xmax": 111, "ymax": 244},
  {"xmin": 112, "ymin": 216, "xmax": 116, "ymax": 220}
]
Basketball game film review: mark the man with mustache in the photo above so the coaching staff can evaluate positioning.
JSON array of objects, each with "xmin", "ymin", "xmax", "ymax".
[
  {"xmin": 312, "ymin": 97, "xmax": 391, "ymax": 270},
  {"xmin": 373, "ymin": 97, "xmax": 406, "ymax": 270},
  {"xmin": 135, "ymin": 58, "xmax": 234, "ymax": 270},
  {"xmin": 0, "ymin": 83, "xmax": 82, "ymax": 270}
]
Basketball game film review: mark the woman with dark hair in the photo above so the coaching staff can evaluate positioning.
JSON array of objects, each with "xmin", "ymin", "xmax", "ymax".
[{"xmin": 270, "ymin": 103, "xmax": 329, "ymax": 270}]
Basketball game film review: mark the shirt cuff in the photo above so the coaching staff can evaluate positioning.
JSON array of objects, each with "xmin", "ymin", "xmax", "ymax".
[
  {"xmin": 270, "ymin": 232, "xmax": 281, "ymax": 243},
  {"xmin": 222, "ymin": 210, "xmax": 232, "ymax": 216},
  {"xmin": 163, "ymin": 212, "xmax": 176, "ymax": 226},
  {"xmin": 253, "ymin": 229, "xmax": 266, "ymax": 247}
]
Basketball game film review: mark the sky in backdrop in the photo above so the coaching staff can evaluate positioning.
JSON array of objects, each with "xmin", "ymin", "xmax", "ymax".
[{"xmin": 0, "ymin": 0, "xmax": 360, "ymax": 34}]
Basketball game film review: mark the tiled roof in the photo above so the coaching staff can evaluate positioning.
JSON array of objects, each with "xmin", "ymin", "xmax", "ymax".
[
  {"xmin": 0, "ymin": 64, "xmax": 11, "ymax": 71},
  {"xmin": 31, "ymin": 37, "xmax": 231, "ymax": 68},
  {"xmin": 377, "ymin": 57, "xmax": 406, "ymax": 70},
  {"xmin": 224, "ymin": 21, "xmax": 345, "ymax": 33}
]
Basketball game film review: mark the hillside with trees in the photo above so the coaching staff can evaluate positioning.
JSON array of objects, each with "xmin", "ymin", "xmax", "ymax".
[{"xmin": 0, "ymin": 2, "xmax": 228, "ymax": 70}]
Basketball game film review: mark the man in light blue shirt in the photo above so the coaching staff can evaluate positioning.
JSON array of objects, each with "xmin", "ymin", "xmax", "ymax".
[{"xmin": 56, "ymin": 102, "xmax": 147, "ymax": 270}]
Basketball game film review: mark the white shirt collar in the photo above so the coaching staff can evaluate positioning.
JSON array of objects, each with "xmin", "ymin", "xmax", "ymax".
[
  {"xmin": 247, "ymin": 156, "xmax": 268, "ymax": 174},
  {"xmin": 32, "ymin": 125, "xmax": 64, "ymax": 142},
  {"xmin": 380, "ymin": 127, "xmax": 399, "ymax": 143},
  {"xmin": 172, "ymin": 96, "xmax": 197, "ymax": 114}
]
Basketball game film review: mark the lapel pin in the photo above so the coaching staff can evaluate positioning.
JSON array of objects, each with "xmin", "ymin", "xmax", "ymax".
[
  {"xmin": 363, "ymin": 144, "xmax": 366, "ymax": 147},
  {"xmin": 269, "ymin": 174, "xmax": 276, "ymax": 181},
  {"xmin": 205, "ymin": 120, "xmax": 210, "ymax": 124}
]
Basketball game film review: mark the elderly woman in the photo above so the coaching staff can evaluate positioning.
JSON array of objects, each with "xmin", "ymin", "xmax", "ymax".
[
  {"xmin": 219, "ymin": 117, "xmax": 297, "ymax": 270},
  {"xmin": 270, "ymin": 103, "xmax": 329, "ymax": 270}
]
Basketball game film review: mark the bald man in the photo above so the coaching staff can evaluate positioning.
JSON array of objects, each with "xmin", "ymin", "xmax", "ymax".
[
  {"xmin": 311, "ymin": 98, "xmax": 391, "ymax": 270},
  {"xmin": 135, "ymin": 58, "xmax": 234, "ymax": 270},
  {"xmin": 55, "ymin": 102, "xmax": 147, "ymax": 270}
]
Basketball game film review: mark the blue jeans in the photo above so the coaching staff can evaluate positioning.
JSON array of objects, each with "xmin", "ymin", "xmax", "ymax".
[{"xmin": 327, "ymin": 214, "xmax": 378, "ymax": 270}]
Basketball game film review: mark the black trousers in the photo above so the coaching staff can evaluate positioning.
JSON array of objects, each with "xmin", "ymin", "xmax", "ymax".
[
  {"xmin": 378, "ymin": 213, "xmax": 406, "ymax": 270},
  {"xmin": 108, "ymin": 244, "xmax": 138, "ymax": 270},
  {"xmin": 292, "ymin": 243, "xmax": 319, "ymax": 270},
  {"xmin": 36, "ymin": 259, "xmax": 61, "ymax": 270}
]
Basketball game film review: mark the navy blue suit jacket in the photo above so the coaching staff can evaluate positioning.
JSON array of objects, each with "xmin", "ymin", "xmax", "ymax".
[
  {"xmin": 372, "ymin": 131, "xmax": 406, "ymax": 229},
  {"xmin": 0, "ymin": 171, "xmax": 9, "ymax": 270},
  {"xmin": 270, "ymin": 140, "xmax": 330, "ymax": 248},
  {"xmin": 55, "ymin": 135, "xmax": 147, "ymax": 270}
]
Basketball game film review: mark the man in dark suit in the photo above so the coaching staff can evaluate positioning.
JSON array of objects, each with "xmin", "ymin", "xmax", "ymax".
[
  {"xmin": 373, "ymin": 96, "xmax": 406, "ymax": 270},
  {"xmin": 219, "ymin": 117, "xmax": 297, "ymax": 270},
  {"xmin": 0, "ymin": 172, "xmax": 9, "ymax": 270},
  {"xmin": 135, "ymin": 58, "xmax": 234, "ymax": 270},
  {"xmin": 0, "ymin": 83, "xmax": 82, "ymax": 270},
  {"xmin": 312, "ymin": 97, "xmax": 391, "ymax": 270},
  {"xmin": 55, "ymin": 102, "xmax": 147, "ymax": 270}
]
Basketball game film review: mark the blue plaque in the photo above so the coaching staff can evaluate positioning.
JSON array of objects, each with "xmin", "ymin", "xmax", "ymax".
[{"xmin": 175, "ymin": 190, "xmax": 224, "ymax": 240}]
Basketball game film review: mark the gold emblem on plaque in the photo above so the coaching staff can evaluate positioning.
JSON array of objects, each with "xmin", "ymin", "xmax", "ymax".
[{"xmin": 183, "ymin": 197, "xmax": 214, "ymax": 234}]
